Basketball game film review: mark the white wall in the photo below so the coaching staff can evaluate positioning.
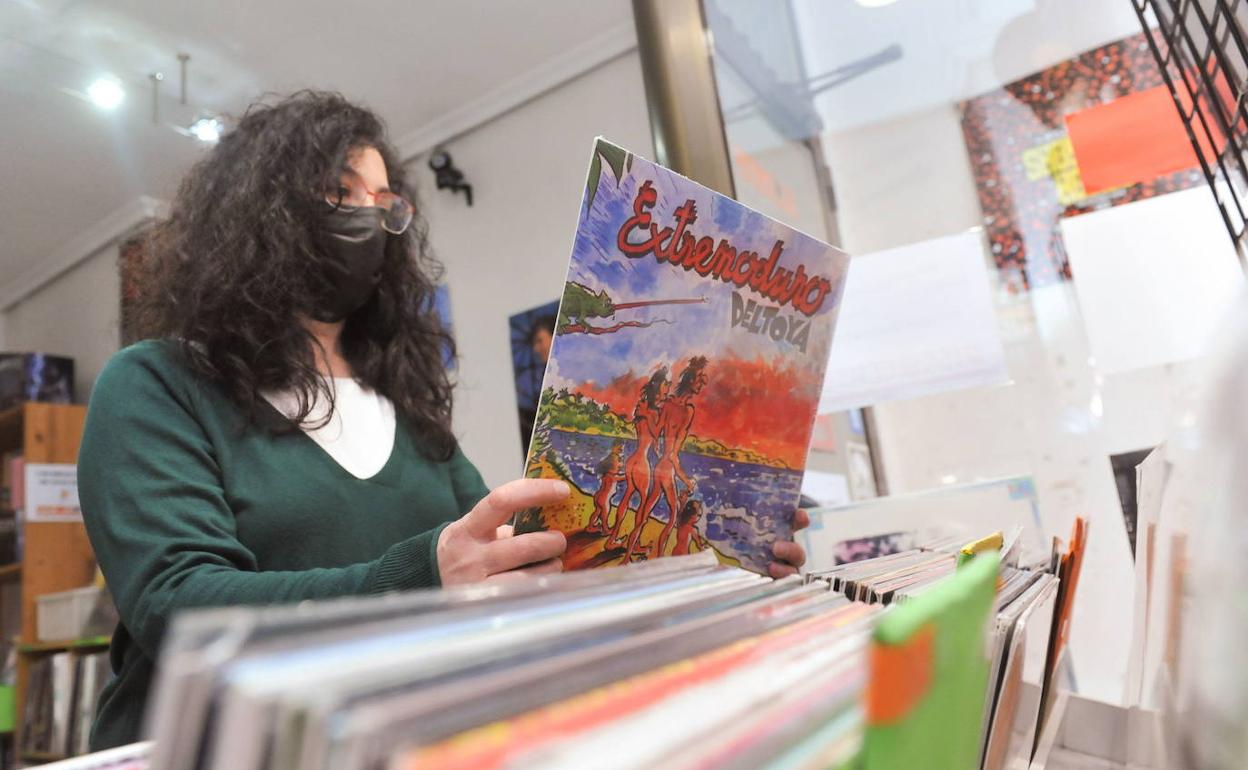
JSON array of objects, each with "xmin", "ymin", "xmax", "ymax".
[
  {"xmin": 2, "ymin": 244, "xmax": 120, "ymax": 403},
  {"xmin": 413, "ymin": 51, "xmax": 654, "ymax": 487}
]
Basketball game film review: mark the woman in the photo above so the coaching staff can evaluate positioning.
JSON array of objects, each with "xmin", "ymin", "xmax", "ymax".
[{"xmin": 78, "ymin": 91, "xmax": 807, "ymax": 750}]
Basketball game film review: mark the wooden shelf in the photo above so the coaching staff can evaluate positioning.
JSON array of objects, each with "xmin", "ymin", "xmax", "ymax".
[
  {"xmin": 2, "ymin": 403, "xmax": 93, "ymax": 757},
  {"xmin": 0, "ymin": 406, "xmax": 21, "ymax": 454},
  {"xmin": 17, "ymin": 636, "xmax": 110, "ymax": 655}
]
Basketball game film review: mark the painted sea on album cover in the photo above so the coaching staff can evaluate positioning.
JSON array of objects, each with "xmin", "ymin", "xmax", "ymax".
[{"xmin": 514, "ymin": 139, "xmax": 850, "ymax": 574}]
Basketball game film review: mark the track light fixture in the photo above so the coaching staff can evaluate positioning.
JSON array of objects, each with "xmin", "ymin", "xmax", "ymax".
[{"xmin": 429, "ymin": 150, "xmax": 473, "ymax": 206}]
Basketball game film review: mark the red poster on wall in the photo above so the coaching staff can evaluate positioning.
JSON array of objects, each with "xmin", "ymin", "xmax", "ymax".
[{"xmin": 1065, "ymin": 86, "xmax": 1201, "ymax": 195}]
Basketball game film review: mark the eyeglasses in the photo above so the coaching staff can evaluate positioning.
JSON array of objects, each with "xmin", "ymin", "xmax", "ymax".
[{"xmin": 325, "ymin": 179, "xmax": 414, "ymax": 235}]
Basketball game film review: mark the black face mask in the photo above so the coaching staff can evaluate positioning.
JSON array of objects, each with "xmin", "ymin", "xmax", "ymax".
[{"xmin": 310, "ymin": 206, "xmax": 388, "ymax": 323}]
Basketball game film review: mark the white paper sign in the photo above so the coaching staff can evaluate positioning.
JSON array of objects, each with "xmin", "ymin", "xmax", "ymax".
[
  {"xmin": 819, "ymin": 230, "xmax": 1009, "ymax": 413},
  {"xmin": 24, "ymin": 463, "xmax": 82, "ymax": 522},
  {"xmin": 1060, "ymin": 187, "xmax": 1244, "ymax": 375}
]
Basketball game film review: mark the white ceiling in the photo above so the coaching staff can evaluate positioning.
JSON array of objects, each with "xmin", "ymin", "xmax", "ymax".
[
  {"xmin": 1, "ymin": 0, "xmax": 1151, "ymax": 306},
  {"xmin": 0, "ymin": 0, "xmax": 633, "ymax": 302}
]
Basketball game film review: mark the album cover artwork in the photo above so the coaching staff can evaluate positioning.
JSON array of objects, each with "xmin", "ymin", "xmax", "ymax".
[{"xmin": 515, "ymin": 139, "xmax": 850, "ymax": 574}]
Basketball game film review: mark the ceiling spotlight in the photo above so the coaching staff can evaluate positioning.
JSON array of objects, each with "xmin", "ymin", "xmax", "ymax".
[
  {"xmin": 189, "ymin": 116, "xmax": 223, "ymax": 143},
  {"xmin": 87, "ymin": 77, "xmax": 125, "ymax": 110}
]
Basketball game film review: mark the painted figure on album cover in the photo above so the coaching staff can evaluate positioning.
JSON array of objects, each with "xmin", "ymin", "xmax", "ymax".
[{"xmin": 515, "ymin": 139, "xmax": 849, "ymax": 574}]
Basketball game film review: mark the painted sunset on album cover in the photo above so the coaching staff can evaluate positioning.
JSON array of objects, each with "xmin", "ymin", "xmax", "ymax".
[{"xmin": 515, "ymin": 139, "xmax": 850, "ymax": 574}]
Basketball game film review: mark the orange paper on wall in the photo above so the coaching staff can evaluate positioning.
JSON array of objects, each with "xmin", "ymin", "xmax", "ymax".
[{"xmin": 1065, "ymin": 86, "xmax": 1202, "ymax": 195}]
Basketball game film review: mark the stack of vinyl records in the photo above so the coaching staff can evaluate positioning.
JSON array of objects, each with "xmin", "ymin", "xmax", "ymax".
[
  {"xmin": 42, "ymin": 524, "xmax": 1087, "ymax": 770},
  {"xmin": 140, "ymin": 551, "xmax": 879, "ymax": 770},
  {"xmin": 809, "ymin": 523, "xmax": 1085, "ymax": 770}
]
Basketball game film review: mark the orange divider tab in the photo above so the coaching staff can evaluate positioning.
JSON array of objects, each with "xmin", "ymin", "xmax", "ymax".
[{"xmin": 865, "ymin": 622, "xmax": 935, "ymax": 725}]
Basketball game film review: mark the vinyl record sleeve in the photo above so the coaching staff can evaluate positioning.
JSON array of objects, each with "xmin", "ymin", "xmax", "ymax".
[
  {"xmin": 333, "ymin": 584, "xmax": 845, "ymax": 770},
  {"xmin": 206, "ymin": 569, "xmax": 763, "ymax": 770},
  {"xmin": 393, "ymin": 603, "xmax": 877, "ymax": 770},
  {"xmin": 983, "ymin": 577, "xmax": 1059, "ymax": 770},
  {"xmin": 147, "ymin": 554, "xmax": 722, "ymax": 770},
  {"xmin": 516, "ymin": 139, "xmax": 849, "ymax": 575},
  {"xmin": 263, "ymin": 571, "xmax": 771, "ymax": 769}
]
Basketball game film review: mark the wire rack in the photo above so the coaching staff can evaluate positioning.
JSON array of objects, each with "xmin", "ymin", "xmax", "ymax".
[{"xmin": 1133, "ymin": 0, "xmax": 1248, "ymax": 258}]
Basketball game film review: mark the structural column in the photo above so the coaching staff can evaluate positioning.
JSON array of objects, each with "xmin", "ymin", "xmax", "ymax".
[{"xmin": 631, "ymin": 0, "xmax": 736, "ymax": 198}]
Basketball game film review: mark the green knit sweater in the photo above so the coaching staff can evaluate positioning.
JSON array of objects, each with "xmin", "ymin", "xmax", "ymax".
[{"xmin": 77, "ymin": 341, "xmax": 489, "ymax": 750}]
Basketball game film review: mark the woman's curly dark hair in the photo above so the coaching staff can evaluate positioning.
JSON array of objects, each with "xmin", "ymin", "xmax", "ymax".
[{"xmin": 134, "ymin": 90, "xmax": 457, "ymax": 458}]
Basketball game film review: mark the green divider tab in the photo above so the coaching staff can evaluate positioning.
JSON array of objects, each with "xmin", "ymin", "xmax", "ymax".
[{"xmin": 861, "ymin": 551, "xmax": 999, "ymax": 770}]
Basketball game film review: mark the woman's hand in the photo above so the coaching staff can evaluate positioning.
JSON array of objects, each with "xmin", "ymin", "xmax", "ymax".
[
  {"xmin": 769, "ymin": 508, "xmax": 810, "ymax": 579},
  {"xmin": 437, "ymin": 479, "xmax": 570, "ymax": 585}
]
